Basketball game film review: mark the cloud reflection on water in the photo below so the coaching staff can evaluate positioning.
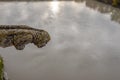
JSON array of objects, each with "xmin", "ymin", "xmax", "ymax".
[{"xmin": 0, "ymin": 1, "xmax": 120, "ymax": 80}]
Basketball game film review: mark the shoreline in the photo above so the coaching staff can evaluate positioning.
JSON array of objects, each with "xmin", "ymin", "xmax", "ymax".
[{"xmin": 96, "ymin": 0, "xmax": 120, "ymax": 9}]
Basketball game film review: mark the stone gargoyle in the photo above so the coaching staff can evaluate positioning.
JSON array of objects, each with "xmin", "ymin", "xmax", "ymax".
[{"xmin": 0, "ymin": 25, "xmax": 50, "ymax": 50}]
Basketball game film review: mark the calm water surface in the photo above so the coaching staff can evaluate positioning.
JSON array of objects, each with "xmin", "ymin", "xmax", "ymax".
[{"xmin": 0, "ymin": 1, "xmax": 120, "ymax": 80}]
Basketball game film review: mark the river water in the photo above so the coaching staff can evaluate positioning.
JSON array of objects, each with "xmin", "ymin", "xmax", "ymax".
[{"xmin": 0, "ymin": 1, "xmax": 120, "ymax": 80}]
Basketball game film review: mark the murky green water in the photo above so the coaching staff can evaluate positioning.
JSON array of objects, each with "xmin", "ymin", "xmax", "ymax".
[{"xmin": 0, "ymin": 1, "xmax": 120, "ymax": 80}]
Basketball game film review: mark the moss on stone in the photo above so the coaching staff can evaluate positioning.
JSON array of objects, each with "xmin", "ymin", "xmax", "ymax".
[{"xmin": 0, "ymin": 56, "xmax": 4, "ymax": 80}]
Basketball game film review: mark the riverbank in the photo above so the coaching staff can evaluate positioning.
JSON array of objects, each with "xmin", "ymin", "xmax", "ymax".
[{"xmin": 96, "ymin": 0, "xmax": 120, "ymax": 8}]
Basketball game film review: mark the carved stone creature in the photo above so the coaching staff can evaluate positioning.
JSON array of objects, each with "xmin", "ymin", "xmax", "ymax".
[{"xmin": 0, "ymin": 25, "xmax": 50, "ymax": 50}]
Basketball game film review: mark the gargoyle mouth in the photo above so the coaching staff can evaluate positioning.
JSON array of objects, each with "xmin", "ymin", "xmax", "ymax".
[{"xmin": 37, "ymin": 43, "xmax": 46, "ymax": 48}]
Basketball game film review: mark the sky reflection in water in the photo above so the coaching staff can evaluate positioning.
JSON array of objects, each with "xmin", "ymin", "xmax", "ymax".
[{"xmin": 0, "ymin": 1, "xmax": 120, "ymax": 80}]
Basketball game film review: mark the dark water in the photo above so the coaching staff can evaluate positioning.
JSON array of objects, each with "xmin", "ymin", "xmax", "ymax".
[{"xmin": 0, "ymin": 1, "xmax": 120, "ymax": 80}]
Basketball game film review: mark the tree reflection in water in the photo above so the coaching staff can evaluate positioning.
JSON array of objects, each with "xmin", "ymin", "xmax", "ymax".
[{"xmin": 74, "ymin": 0, "xmax": 120, "ymax": 24}]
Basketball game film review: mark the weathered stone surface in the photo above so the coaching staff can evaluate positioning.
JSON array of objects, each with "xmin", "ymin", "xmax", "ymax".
[
  {"xmin": 0, "ymin": 25, "xmax": 50, "ymax": 50},
  {"xmin": 0, "ymin": 56, "xmax": 4, "ymax": 80}
]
